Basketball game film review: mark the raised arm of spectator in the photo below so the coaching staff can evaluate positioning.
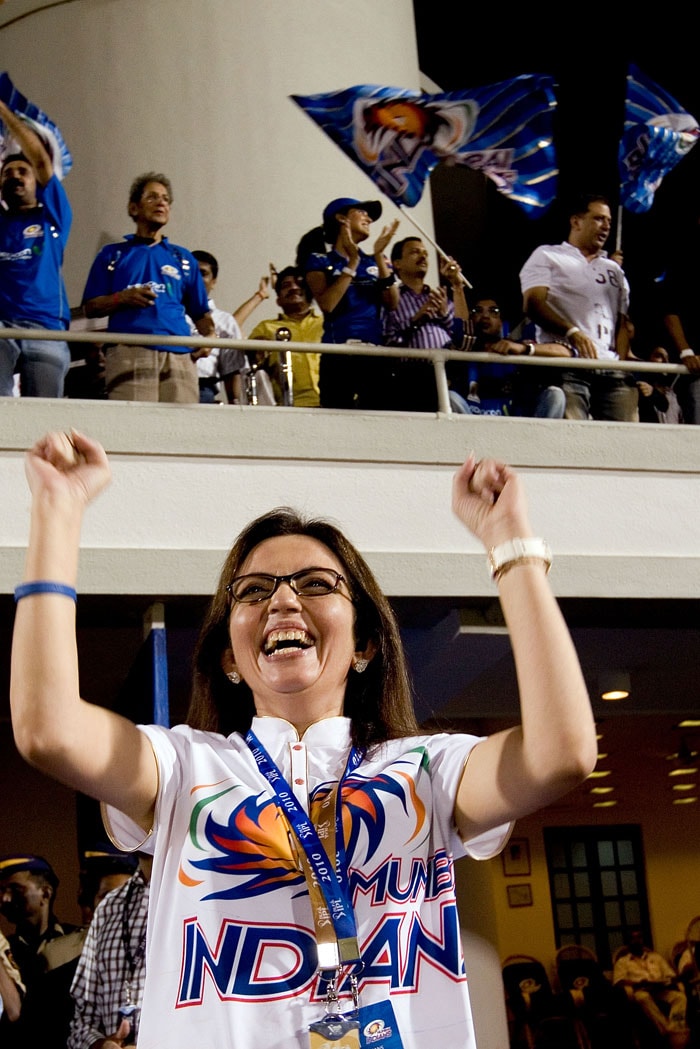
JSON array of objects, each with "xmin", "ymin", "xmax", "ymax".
[
  {"xmin": 523, "ymin": 286, "xmax": 598, "ymax": 358},
  {"xmin": 665, "ymin": 312, "xmax": 700, "ymax": 373},
  {"xmin": 233, "ymin": 276, "xmax": 270, "ymax": 331},
  {"xmin": 451, "ymin": 456, "xmax": 597, "ymax": 840},
  {"xmin": 0, "ymin": 98, "xmax": 53, "ymax": 185},
  {"xmin": 374, "ymin": 220, "xmax": 401, "ymax": 310},
  {"xmin": 306, "ymin": 223, "xmax": 360, "ymax": 315},
  {"xmin": 10, "ymin": 432, "xmax": 158, "ymax": 833}
]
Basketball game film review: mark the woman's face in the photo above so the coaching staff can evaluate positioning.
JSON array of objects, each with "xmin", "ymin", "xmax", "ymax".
[
  {"xmin": 226, "ymin": 534, "xmax": 359, "ymax": 724},
  {"xmin": 344, "ymin": 207, "xmax": 371, "ymax": 243}
]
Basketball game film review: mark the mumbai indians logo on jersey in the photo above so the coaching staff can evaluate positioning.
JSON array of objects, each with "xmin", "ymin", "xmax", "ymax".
[
  {"xmin": 176, "ymin": 748, "xmax": 465, "ymax": 1004},
  {"xmin": 23, "ymin": 224, "xmax": 43, "ymax": 238}
]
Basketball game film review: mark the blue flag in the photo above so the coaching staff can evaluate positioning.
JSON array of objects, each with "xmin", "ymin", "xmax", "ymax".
[
  {"xmin": 0, "ymin": 72, "xmax": 73, "ymax": 179},
  {"xmin": 619, "ymin": 64, "xmax": 698, "ymax": 213},
  {"xmin": 291, "ymin": 75, "xmax": 558, "ymax": 215}
]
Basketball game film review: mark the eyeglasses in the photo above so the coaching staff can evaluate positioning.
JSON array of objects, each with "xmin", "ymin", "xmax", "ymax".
[
  {"xmin": 471, "ymin": 305, "xmax": 500, "ymax": 315},
  {"xmin": 226, "ymin": 567, "xmax": 349, "ymax": 604},
  {"xmin": 142, "ymin": 193, "xmax": 171, "ymax": 205}
]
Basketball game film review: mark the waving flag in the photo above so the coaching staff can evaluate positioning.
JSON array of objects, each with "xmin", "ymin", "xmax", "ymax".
[
  {"xmin": 618, "ymin": 65, "xmax": 698, "ymax": 213},
  {"xmin": 0, "ymin": 72, "xmax": 72, "ymax": 179},
  {"xmin": 292, "ymin": 75, "xmax": 558, "ymax": 216}
]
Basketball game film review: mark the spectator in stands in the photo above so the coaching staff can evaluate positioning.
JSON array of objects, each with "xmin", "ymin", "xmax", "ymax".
[
  {"xmin": 82, "ymin": 173, "xmax": 215, "ymax": 403},
  {"xmin": 662, "ymin": 223, "xmax": 700, "ymax": 424},
  {"xmin": 190, "ymin": 250, "xmax": 267, "ymax": 404},
  {"xmin": 0, "ymin": 99, "xmax": 72, "ymax": 398},
  {"xmin": 636, "ymin": 347, "xmax": 684, "ymax": 425},
  {"xmin": 0, "ymin": 854, "xmax": 84, "ymax": 1049},
  {"xmin": 69, "ymin": 854, "xmax": 151, "ymax": 1049},
  {"xmin": 613, "ymin": 930, "xmax": 689, "ymax": 1043},
  {"xmin": 248, "ymin": 266, "xmax": 323, "ymax": 407},
  {"xmin": 520, "ymin": 193, "xmax": 638, "ymax": 421},
  {"xmin": 449, "ymin": 296, "xmax": 569, "ymax": 417},
  {"xmin": 305, "ymin": 196, "xmax": 399, "ymax": 408},
  {"xmin": 382, "ymin": 236, "xmax": 468, "ymax": 411},
  {"xmin": 77, "ymin": 845, "xmax": 138, "ymax": 927}
]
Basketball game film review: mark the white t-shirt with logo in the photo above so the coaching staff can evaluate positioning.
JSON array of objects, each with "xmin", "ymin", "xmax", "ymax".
[
  {"xmin": 520, "ymin": 241, "xmax": 630, "ymax": 359},
  {"xmin": 106, "ymin": 716, "xmax": 510, "ymax": 1049}
]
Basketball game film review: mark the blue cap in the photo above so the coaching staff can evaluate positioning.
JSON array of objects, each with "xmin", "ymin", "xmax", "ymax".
[
  {"xmin": 322, "ymin": 197, "xmax": 382, "ymax": 225},
  {"xmin": 0, "ymin": 854, "xmax": 58, "ymax": 887}
]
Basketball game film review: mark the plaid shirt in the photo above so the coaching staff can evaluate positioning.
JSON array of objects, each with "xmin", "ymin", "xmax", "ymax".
[
  {"xmin": 69, "ymin": 869, "xmax": 149, "ymax": 1049},
  {"xmin": 382, "ymin": 283, "xmax": 467, "ymax": 350}
]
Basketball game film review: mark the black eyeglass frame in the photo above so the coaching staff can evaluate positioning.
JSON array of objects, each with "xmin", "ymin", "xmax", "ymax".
[{"xmin": 226, "ymin": 567, "xmax": 351, "ymax": 604}]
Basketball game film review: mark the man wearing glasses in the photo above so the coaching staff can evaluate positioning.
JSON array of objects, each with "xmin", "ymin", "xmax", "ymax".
[
  {"xmin": 449, "ymin": 297, "xmax": 570, "ymax": 417},
  {"xmin": 81, "ymin": 173, "xmax": 214, "ymax": 403}
]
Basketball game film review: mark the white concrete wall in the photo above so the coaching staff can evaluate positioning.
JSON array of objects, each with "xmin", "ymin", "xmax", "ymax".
[
  {"xmin": 0, "ymin": 0, "xmax": 436, "ymax": 316},
  {"xmin": 2, "ymin": 399, "xmax": 698, "ymax": 601}
]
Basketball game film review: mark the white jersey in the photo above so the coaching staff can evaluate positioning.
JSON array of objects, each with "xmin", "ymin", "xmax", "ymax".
[
  {"xmin": 105, "ymin": 716, "xmax": 510, "ymax": 1049},
  {"xmin": 519, "ymin": 241, "xmax": 630, "ymax": 359}
]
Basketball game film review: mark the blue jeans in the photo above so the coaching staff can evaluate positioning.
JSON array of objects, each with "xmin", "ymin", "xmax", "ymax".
[
  {"xmin": 0, "ymin": 320, "xmax": 70, "ymax": 398},
  {"xmin": 562, "ymin": 372, "xmax": 638, "ymax": 422},
  {"xmin": 679, "ymin": 374, "xmax": 700, "ymax": 424}
]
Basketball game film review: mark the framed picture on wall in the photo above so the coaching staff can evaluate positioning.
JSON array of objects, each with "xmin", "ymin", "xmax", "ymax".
[
  {"xmin": 507, "ymin": 883, "xmax": 533, "ymax": 908},
  {"xmin": 502, "ymin": 837, "xmax": 531, "ymax": 877}
]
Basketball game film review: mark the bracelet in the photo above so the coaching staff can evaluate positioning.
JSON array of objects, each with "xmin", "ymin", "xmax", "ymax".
[
  {"xmin": 377, "ymin": 273, "xmax": 397, "ymax": 289},
  {"xmin": 680, "ymin": 348, "xmax": 695, "ymax": 359},
  {"xmin": 14, "ymin": 581, "xmax": 77, "ymax": 603},
  {"xmin": 565, "ymin": 325, "xmax": 580, "ymax": 338},
  {"xmin": 522, "ymin": 341, "xmax": 536, "ymax": 356},
  {"xmin": 341, "ymin": 266, "xmax": 356, "ymax": 278},
  {"xmin": 488, "ymin": 538, "xmax": 552, "ymax": 582}
]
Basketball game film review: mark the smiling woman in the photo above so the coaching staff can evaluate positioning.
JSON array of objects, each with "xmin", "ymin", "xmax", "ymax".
[{"xmin": 9, "ymin": 430, "xmax": 597, "ymax": 1049}]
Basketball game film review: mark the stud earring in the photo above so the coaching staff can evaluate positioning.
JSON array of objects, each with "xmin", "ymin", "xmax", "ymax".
[
  {"xmin": 353, "ymin": 658, "xmax": 369, "ymax": 674},
  {"xmin": 227, "ymin": 670, "xmax": 241, "ymax": 685}
]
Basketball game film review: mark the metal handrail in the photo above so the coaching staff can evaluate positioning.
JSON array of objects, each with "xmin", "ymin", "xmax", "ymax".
[{"xmin": 4, "ymin": 327, "xmax": 687, "ymax": 416}]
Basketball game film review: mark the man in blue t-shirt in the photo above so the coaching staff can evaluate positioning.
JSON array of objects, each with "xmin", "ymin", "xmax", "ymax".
[
  {"xmin": 82, "ymin": 172, "xmax": 214, "ymax": 403},
  {"xmin": 0, "ymin": 99, "xmax": 72, "ymax": 398}
]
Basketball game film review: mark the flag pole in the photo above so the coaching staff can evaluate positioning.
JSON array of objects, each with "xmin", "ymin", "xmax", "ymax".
[
  {"xmin": 397, "ymin": 204, "xmax": 473, "ymax": 289},
  {"xmin": 615, "ymin": 203, "xmax": 623, "ymax": 255}
]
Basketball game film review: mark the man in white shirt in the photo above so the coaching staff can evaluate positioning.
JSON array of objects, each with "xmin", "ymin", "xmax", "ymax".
[{"xmin": 520, "ymin": 194, "xmax": 638, "ymax": 421}]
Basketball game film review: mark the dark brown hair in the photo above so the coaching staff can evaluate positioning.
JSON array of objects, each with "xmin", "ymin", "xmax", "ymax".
[{"xmin": 188, "ymin": 508, "xmax": 418, "ymax": 750}]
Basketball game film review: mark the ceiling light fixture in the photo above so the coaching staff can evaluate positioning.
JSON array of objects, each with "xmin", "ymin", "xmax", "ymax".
[{"xmin": 599, "ymin": 671, "xmax": 630, "ymax": 701}]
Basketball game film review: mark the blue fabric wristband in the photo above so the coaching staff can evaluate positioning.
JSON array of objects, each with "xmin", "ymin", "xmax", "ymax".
[{"xmin": 14, "ymin": 581, "xmax": 77, "ymax": 603}]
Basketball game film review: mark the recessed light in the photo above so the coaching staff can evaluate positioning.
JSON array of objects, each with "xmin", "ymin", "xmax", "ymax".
[
  {"xmin": 669, "ymin": 768, "xmax": 698, "ymax": 777},
  {"xmin": 593, "ymin": 800, "xmax": 618, "ymax": 808},
  {"xmin": 677, "ymin": 721, "xmax": 700, "ymax": 729},
  {"xmin": 673, "ymin": 797, "xmax": 698, "ymax": 805},
  {"xmin": 672, "ymin": 784, "xmax": 697, "ymax": 792},
  {"xmin": 588, "ymin": 770, "xmax": 611, "ymax": 778},
  {"xmin": 590, "ymin": 786, "xmax": 615, "ymax": 794}
]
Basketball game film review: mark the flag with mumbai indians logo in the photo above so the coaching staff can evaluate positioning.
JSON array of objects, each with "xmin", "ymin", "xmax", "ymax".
[
  {"xmin": 0, "ymin": 72, "xmax": 72, "ymax": 180},
  {"xmin": 618, "ymin": 64, "xmax": 698, "ymax": 213},
  {"xmin": 291, "ymin": 75, "xmax": 558, "ymax": 216}
]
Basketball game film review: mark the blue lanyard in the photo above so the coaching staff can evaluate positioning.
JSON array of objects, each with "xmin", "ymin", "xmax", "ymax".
[{"xmin": 245, "ymin": 729, "xmax": 364, "ymax": 968}]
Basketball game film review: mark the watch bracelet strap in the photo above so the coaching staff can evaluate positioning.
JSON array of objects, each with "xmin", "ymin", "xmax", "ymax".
[{"xmin": 488, "ymin": 537, "xmax": 552, "ymax": 580}]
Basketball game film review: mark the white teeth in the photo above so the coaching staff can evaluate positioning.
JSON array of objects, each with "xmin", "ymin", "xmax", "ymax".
[{"xmin": 264, "ymin": 629, "xmax": 313, "ymax": 655}]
